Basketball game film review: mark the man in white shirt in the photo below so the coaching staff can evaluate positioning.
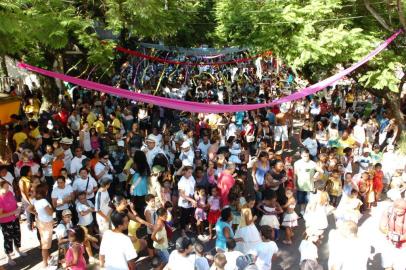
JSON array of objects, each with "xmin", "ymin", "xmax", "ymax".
[
  {"xmin": 70, "ymin": 147, "xmax": 88, "ymax": 177},
  {"xmin": 164, "ymin": 237, "xmax": 195, "ymax": 270},
  {"xmin": 179, "ymin": 141, "xmax": 195, "ymax": 166},
  {"xmin": 60, "ymin": 137, "xmax": 73, "ymax": 172},
  {"xmin": 328, "ymin": 221, "xmax": 370, "ymax": 270},
  {"xmin": 249, "ymin": 225, "xmax": 278, "ymax": 270},
  {"xmin": 294, "ymin": 150, "xmax": 317, "ymax": 215},
  {"xmin": 94, "ymin": 151, "xmax": 115, "ymax": 182},
  {"xmin": 224, "ymin": 239, "xmax": 243, "ymax": 270},
  {"xmin": 72, "ymin": 167, "xmax": 98, "ymax": 202},
  {"xmin": 100, "ymin": 211, "xmax": 137, "ymax": 270},
  {"xmin": 95, "ymin": 178, "xmax": 112, "ymax": 235},
  {"xmin": 143, "ymin": 135, "xmax": 167, "ymax": 169}
]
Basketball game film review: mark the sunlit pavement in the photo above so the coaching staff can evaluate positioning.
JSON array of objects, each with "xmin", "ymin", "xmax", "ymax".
[{"xmin": 0, "ymin": 201, "xmax": 390, "ymax": 269}]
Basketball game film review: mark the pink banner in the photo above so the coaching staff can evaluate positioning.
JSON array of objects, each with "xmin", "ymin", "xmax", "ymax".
[{"xmin": 18, "ymin": 30, "xmax": 402, "ymax": 113}]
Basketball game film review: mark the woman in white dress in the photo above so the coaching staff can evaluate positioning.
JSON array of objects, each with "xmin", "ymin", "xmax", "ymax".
[{"xmin": 235, "ymin": 196, "xmax": 262, "ymax": 253}]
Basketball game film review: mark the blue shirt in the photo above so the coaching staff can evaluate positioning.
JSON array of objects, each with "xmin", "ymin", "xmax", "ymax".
[
  {"xmin": 131, "ymin": 172, "xmax": 148, "ymax": 196},
  {"xmin": 215, "ymin": 220, "xmax": 234, "ymax": 251}
]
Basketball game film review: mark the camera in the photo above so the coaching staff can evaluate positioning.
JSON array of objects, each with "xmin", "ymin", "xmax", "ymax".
[{"xmin": 389, "ymin": 232, "xmax": 401, "ymax": 243}]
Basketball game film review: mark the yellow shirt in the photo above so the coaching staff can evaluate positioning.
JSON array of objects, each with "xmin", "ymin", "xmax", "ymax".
[
  {"xmin": 93, "ymin": 120, "xmax": 105, "ymax": 134},
  {"xmin": 338, "ymin": 136, "xmax": 355, "ymax": 155},
  {"xmin": 127, "ymin": 220, "xmax": 142, "ymax": 252},
  {"xmin": 13, "ymin": 132, "xmax": 27, "ymax": 148},
  {"xmin": 29, "ymin": 127, "xmax": 41, "ymax": 139},
  {"xmin": 86, "ymin": 112, "xmax": 97, "ymax": 127},
  {"xmin": 111, "ymin": 118, "xmax": 121, "ymax": 134}
]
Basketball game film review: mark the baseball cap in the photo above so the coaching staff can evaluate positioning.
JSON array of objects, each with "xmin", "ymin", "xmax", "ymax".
[{"xmin": 62, "ymin": 209, "xmax": 72, "ymax": 216}]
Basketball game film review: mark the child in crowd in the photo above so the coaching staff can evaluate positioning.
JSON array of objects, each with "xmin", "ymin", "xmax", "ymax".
[
  {"xmin": 258, "ymin": 190, "xmax": 283, "ymax": 240},
  {"xmin": 145, "ymin": 194, "xmax": 157, "ymax": 258},
  {"xmin": 208, "ymin": 187, "xmax": 221, "ymax": 240},
  {"xmin": 282, "ymin": 189, "xmax": 299, "ymax": 245},
  {"xmin": 326, "ymin": 170, "xmax": 342, "ymax": 207},
  {"xmin": 65, "ymin": 226, "xmax": 86, "ymax": 270},
  {"xmin": 372, "ymin": 163, "xmax": 384, "ymax": 203},
  {"xmin": 194, "ymin": 187, "xmax": 208, "ymax": 237}
]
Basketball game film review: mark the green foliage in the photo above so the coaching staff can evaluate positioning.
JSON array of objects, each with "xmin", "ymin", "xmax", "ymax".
[{"xmin": 214, "ymin": 0, "xmax": 406, "ymax": 92}]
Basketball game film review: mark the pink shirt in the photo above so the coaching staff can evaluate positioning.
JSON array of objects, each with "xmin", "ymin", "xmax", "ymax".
[
  {"xmin": 0, "ymin": 191, "xmax": 18, "ymax": 223},
  {"xmin": 65, "ymin": 244, "xmax": 87, "ymax": 270},
  {"xmin": 208, "ymin": 196, "xmax": 221, "ymax": 211},
  {"xmin": 217, "ymin": 171, "xmax": 235, "ymax": 207}
]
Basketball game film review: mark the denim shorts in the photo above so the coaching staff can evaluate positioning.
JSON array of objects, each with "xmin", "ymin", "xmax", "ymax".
[
  {"xmin": 156, "ymin": 249, "xmax": 170, "ymax": 264},
  {"xmin": 296, "ymin": 190, "xmax": 309, "ymax": 204}
]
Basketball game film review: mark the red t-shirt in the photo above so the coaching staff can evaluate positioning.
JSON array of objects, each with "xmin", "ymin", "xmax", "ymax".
[
  {"xmin": 217, "ymin": 171, "xmax": 235, "ymax": 207},
  {"xmin": 0, "ymin": 191, "xmax": 18, "ymax": 223}
]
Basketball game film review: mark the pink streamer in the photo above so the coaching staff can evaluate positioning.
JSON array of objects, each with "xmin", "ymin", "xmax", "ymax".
[{"xmin": 18, "ymin": 30, "xmax": 402, "ymax": 113}]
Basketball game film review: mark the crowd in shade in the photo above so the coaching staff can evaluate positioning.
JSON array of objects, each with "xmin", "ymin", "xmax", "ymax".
[{"xmin": 1, "ymin": 55, "xmax": 406, "ymax": 270}]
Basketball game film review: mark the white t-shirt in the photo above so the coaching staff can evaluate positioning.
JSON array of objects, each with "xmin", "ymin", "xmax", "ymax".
[
  {"xmin": 178, "ymin": 176, "xmax": 196, "ymax": 208},
  {"xmin": 166, "ymin": 250, "xmax": 195, "ymax": 270},
  {"xmin": 299, "ymin": 239, "xmax": 318, "ymax": 262},
  {"xmin": 54, "ymin": 222, "xmax": 73, "ymax": 240},
  {"xmin": 294, "ymin": 159, "xmax": 317, "ymax": 192},
  {"xmin": 76, "ymin": 200, "xmax": 94, "ymax": 226},
  {"xmin": 51, "ymin": 185, "xmax": 73, "ymax": 210},
  {"xmin": 94, "ymin": 161, "xmax": 114, "ymax": 181},
  {"xmin": 100, "ymin": 230, "xmax": 137, "ymax": 270},
  {"xmin": 95, "ymin": 189, "xmax": 112, "ymax": 217},
  {"xmin": 328, "ymin": 230, "xmax": 370, "ymax": 270},
  {"xmin": 249, "ymin": 241, "xmax": 278, "ymax": 270},
  {"xmin": 0, "ymin": 172, "xmax": 14, "ymax": 194},
  {"xmin": 64, "ymin": 148, "xmax": 73, "ymax": 171},
  {"xmin": 70, "ymin": 156, "xmax": 87, "ymax": 176},
  {"xmin": 41, "ymin": 154, "xmax": 53, "ymax": 177},
  {"xmin": 33, "ymin": 198, "xmax": 53, "ymax": 222},
  {"xmin": 72, "ymin": 176, "xmax": 98, "ymax": 199},
  {"xmin": 224, "ymin": 250, "xmax": 244, "ymax": 270}
]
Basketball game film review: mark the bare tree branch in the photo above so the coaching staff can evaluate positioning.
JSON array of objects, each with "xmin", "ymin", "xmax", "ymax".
[
  {"xmin": 364, "ymin": 0, "xmax": 394, "ymax": 31},
  {"xmin": 397, "ymin": 0, "xmax": 406, "ymax": 30}
]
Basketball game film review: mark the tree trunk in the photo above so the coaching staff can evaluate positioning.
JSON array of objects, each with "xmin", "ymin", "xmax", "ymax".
[
  {"xmin": 366, "ymin": 88, "xmax": 405, "ymax": 133},
  {"xmin": 0, "ymin": 56, "xmax": 8, "ymax": 77}
]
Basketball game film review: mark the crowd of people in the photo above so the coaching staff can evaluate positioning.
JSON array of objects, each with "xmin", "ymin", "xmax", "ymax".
[{"xmin": 0, "ymin": 56, "xmax": 405, "ymax": 270}]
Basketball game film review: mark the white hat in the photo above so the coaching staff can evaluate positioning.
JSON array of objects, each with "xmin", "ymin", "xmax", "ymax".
[
  {"xmin": 363, "ymin": 148, "xmax": 371, "ymax": 153},
  {"xmin": 182, "ymin": 159, "xmax": 192, "ymax": 167},
  {"xmin": 117, "ymin": 140, "xmax": 125, "ymax": 147},
  {"xmin": 181, "ymin": 141, "xmax": 191, "ymax": 149},
  {"xmin": 146, "ymin": 134, "xmax": 157, "ymax": 143},
  {"xmin": 60, "ymin": 137, "xmax": 73, "ymax": 145},
  {"xmin": 46, "ymin": 120, "xmax": 53, "ymax": 130}
]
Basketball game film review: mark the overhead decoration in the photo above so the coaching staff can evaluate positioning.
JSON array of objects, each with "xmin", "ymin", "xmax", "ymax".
[
  {"xmin": 18, "ymin": 30, "xmax": 401, "ymax": 113},
  {"xmin": 114, "ymin": 45, "xmax": 273, "ymax": 66},
  {"xmin": 138, "ymin": 42, "xmax": 247, "ymax": 56}
]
